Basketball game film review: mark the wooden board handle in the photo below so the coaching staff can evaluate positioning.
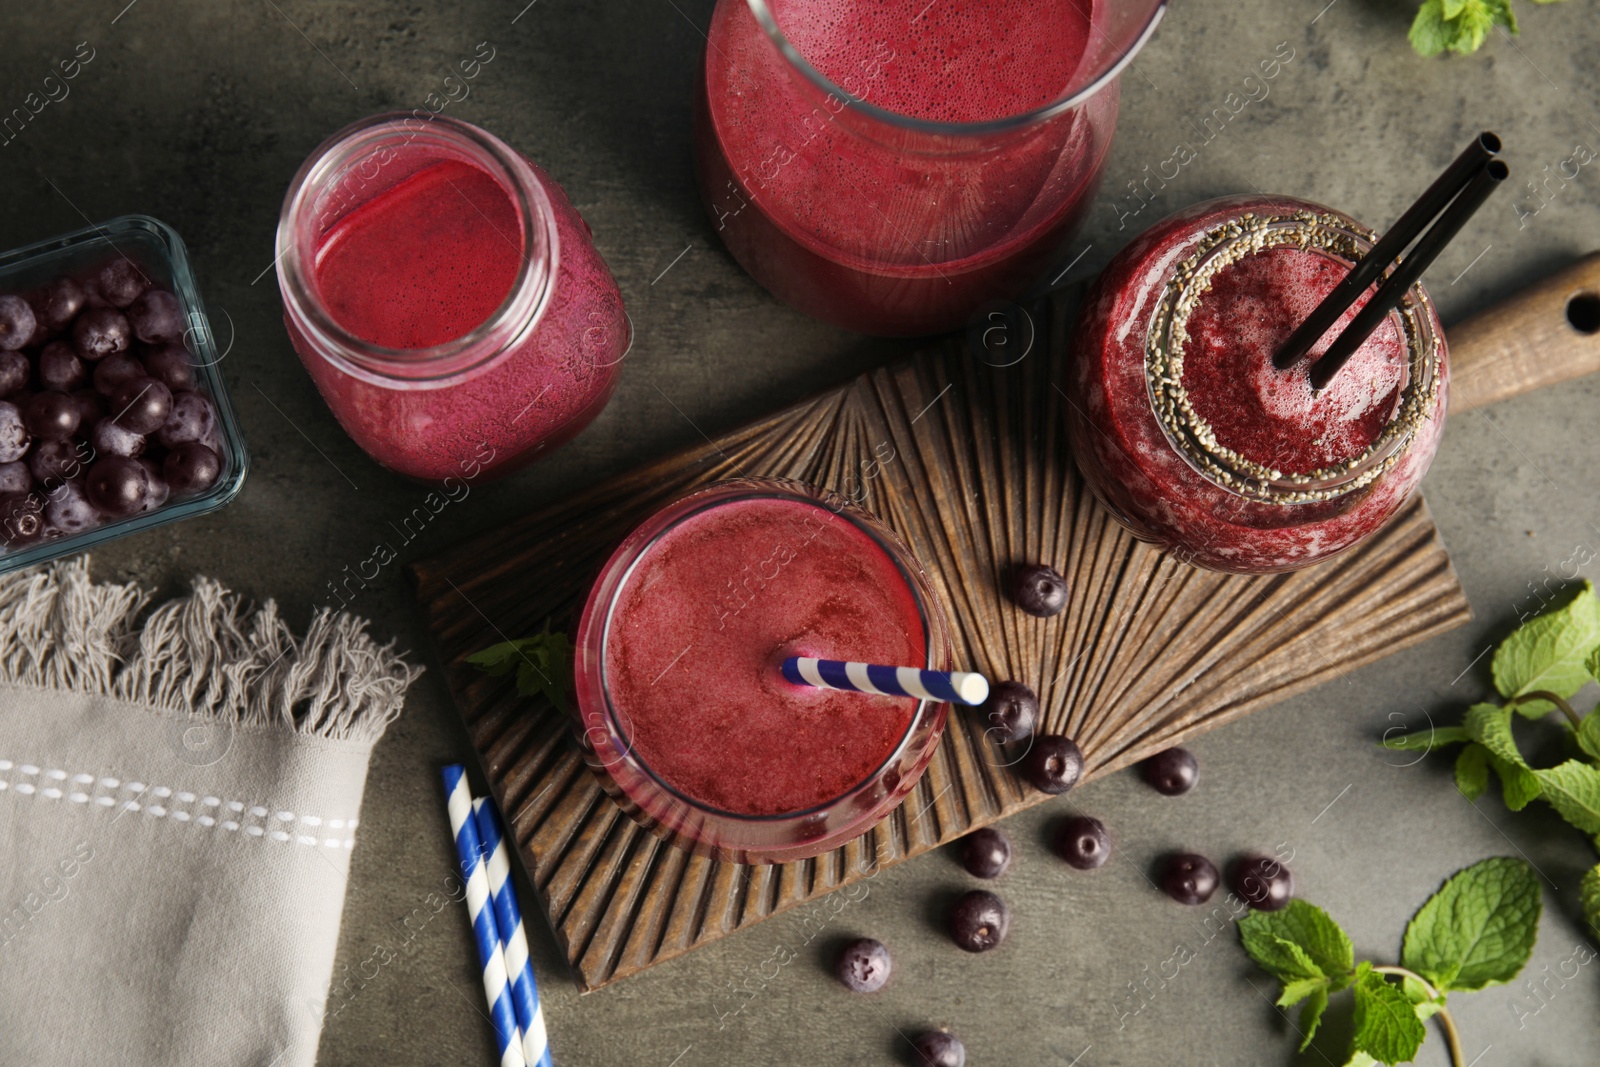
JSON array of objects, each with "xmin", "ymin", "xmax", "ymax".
[{"xmin": 1447, "ymin": 252, "xmax": 1600, "ymax": 413}]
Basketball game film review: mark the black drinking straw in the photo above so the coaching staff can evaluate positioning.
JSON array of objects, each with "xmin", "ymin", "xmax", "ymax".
[
  {"xmin": 1272, "ymin": 131, "xmax": 1501, "ymax": 372},
  {"xmin": 1307, "ymin": 158, "xmax": 1509, "ymax": 391}
]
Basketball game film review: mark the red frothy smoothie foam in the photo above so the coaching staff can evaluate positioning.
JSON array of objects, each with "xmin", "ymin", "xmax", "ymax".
[
  {"xmin": 315, "ymin": 160, "xmax": 522, "ymax": 349},
  {"xmin": 1180, "ymin": 246, "xmax": 1406, "ymax": 475},
  {"xmin": 603, "ymin": 496, "xmax": 926, "ymax": 817}
]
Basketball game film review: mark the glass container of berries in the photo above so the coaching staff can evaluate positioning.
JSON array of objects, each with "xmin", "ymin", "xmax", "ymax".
[{"xmin": 0, "ymin": 215, "xmax": 247, "ymax": 572}]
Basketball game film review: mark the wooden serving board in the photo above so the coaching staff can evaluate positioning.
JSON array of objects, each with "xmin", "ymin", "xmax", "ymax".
[{"xmin": 407, "ymin": 292, "xmax": 1504, "ymax": 992}]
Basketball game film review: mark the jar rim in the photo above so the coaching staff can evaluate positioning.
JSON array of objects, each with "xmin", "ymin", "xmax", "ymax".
[
  {"xmin": 740, "ymin": 0, "xmax": 1167, "ymax": 137},
  {"xmin": 586, "ymin": 477, "xmax": 951, "ymax": 825},
  {"xmin": 1144, "ymin": 208, "xmax": 1443, "ymax": 505},
  {"xmin": 275, "ymin": 112, "xmax": 557, "ymax": 385}
]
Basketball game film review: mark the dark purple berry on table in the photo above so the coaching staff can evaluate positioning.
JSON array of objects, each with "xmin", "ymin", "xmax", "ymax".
[
  {"xmin": 1022, "ymin": 733, "xmax": 1083, "ymax": 795},
  {"xmin": 1230, "ymin": 855, "xmax": 1294, "ymax": 912},
  {"xmin": 28, "ymin": 276, "xmax": 86, "ymax": 332},
  {"xmin": 959, "ymin": 827, "xmax": 1013, "ymax": 879},
  {"xmin": 84, "ymin": 455, "xmax": 148, "ymax": 517},
  {"xmin": 111, "ymin": 376, "xmax": 172, "ymax": 435},
  {"xmin": 949, "ymin": 889, "xmax": 1009, "ymax": 952},
  {"xmin": 29, "ymin": 438, "xmax": 87, "ymax": 487},
  {"xmin": 93, "ymin": 352, "xmax": 144, "ymax": 396},
  {"xmin": 911, "ymin": 1030, "xmax": 965, "ymax": 1067},
  {"xmin": 73, "ymin": 307, "xmax": 132, "ymax": 361},
  {"xmin": 0, "ymin": 295, "xmax": 37, "ymax": 351},
  {"xmin": 95, "ymin": 257, "xmax": 149, "ymax": 308},
  {"xmin": 1012, "ymin": 562, "xmax": 1068, "ymax": 617},
  {"xmin": 156, "ymin": 391, "xmax": 215, "ymax": 448},
  {"xmin": 128, "ymin": 289, "xmax": 184, "ymax": 344},
  {"xmin": 0, "ymin": 492, "xmax": 44, "ymax": 545},
  {"xmin": 1160, "ymin": 853, "xmax": 1219, "ymax": 906},
  {"xmin": 980, "ymin": 680, "xmax": 1038, "ymax": 743},
  {"xmin": 44, "ymin": 480, "xmax": 99, "ymax": 535},
  {"xmin": 0, "ymin": 351, "xmax": 30, "ymax": 397},
  {"xmin": 38, "ymin": 342, "xmax": 86, "ymax": 393},
  {"xmin": 162, "ymin": 442, "xmax": 220, "ymax": 494},
  {"xmin": 73, "ymin": 390, "xmax": 106, "ymax": 428},
  {"xmin": 142, "ymin": 343, "xmax": 197, "ymax": 392},
  {"xmin": 0, "ymin": 402, "xmax": 29, "ymax": 463},
  {"xmin": 1055, "ymin": 815, "xmax": 1111, "ymax": 870},
  {"xmin": 24, "ymin": 392, "xmax": 82, "ymax": 441},
  {"xmin": 136, "ymin": 458, "xmax": 169, "ymax": 512},
  {"xmin": 835, "ymin": 937, "xmax": 892, "ymax": 993},
  {"xmin": 1140, "ymin": 748, "xmax": 1198, "ymax": 796},
  {"xmin": 0, "ymin": 461, "xmax": 30, "ymax": 496},
  {"xmin": 92, "ymin": 417, "xmax": 145, "ymax": 459}
]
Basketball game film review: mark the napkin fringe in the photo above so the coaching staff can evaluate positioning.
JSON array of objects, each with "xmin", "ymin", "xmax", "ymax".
[{"xmin": 0, "ymin": 558, "xmax": 421, "ymax": 744}]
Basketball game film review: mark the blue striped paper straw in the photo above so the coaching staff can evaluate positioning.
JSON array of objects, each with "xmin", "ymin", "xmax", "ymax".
[
  {"xmin": 474, "ymin": 796, "xmax": 554, "ymax": 1067},
  {"xmin": 781, "ymin": 656, "xmax": 990, "ymax": 706},
  {"xmin": 442, "ymin": 765, "xmax": 527, "ymax": 1067}
]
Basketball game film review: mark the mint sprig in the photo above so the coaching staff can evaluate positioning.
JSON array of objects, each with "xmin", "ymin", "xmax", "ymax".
[
  {"xmin": 1240, "ymin": 858, "xmax": 1540, "ymax": 1066},
  {"xmin": 467, "ymin": 627, "xmax": 574, "ymax": 713},
  {"xmin": 1409, "ymin": 0, "xmax": 1566, "ymax": 57},
  {"xmin": 1384, "ymin": 581, "xmax": 1600, "ymax": 942}
]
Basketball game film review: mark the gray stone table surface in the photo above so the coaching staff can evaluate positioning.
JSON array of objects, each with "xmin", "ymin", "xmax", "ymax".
[{"xmin": 5, "ymin": 1, "xmax": 1600, "ymax": 1064}]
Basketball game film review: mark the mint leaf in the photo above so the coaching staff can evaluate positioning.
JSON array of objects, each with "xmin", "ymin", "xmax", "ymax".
[
  {"xmin": 1277, "ymin": 975, "xmax": 1327, "ymax": 1007},
  {"xmin": 1402, "ymin": 857, "xmax": 1541, "ymax": 991},
  {"xmin": 1492, "ymin": 582, "xmax": 1600, "ymax": 714},
  {"xmin": 1240, "ymin": 900, "xmax": 1355, "ymax": 986},
  {"xmin": 1465, "ymin": 703, "xmax": 1527, "ymax": 766},
  {"xmin": 1456, "ymin": 744, "xmax": 1491, "ymax": 800},
  {"xmin": 1577, "ymin": 711, "xmax": 1600, "ymax": 762},
  {"xmin": 1532, "ymin": 760, "xmax": 1600, "ymax": 834},
  {"xmin": 1489, "ymin": 752, "xmax": 1543, "ymax": 810},
  {"xmin": 1351, "ymin": 969, "xmax": 1426, "ymax": 1065},
  {"xmin": 1383, "ymin": 726, "xmax": 1469, "ymax": 751},
  {"xmin": 1410, "ymin": 0, "xmax": 1452, "ymax": 55},
  {"xmin": 1299, "ymin": 984, "xmax": 1329, "ymax": 1052},
  {"xmin": 1442, "ymin": 0, "xmax": 1467, "ymax": 17},
  {"xmin": 1398, "ymin": 972, "xmax": 1446, "ymax": 1020},
  {"xmin": 1343, "ymin": 1053, "xmax": 1380, "ymax": 1067},
  {"xmin": 1581, "ymin": 864, "xmax": 1600, "ymax": 937},
  {"xmin": 1587, "ymin": 646, "xmax": 1600, "ymax": 684},
  {"xmin": 1488, "ymin": 0, "xmax": 1521, "ymax": 32},
  {"xmin": 467, "ymin": 630, "xmax": 574, "ymax": 713}
]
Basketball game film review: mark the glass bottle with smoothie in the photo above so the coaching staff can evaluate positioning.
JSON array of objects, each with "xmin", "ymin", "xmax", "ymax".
[
  {"xmin": 277, "ymin": 114, "xmax": 630, "ymax": 484},
  {"xmin": 1063, "ymin": 195, "xmax": 1448, "ymax": 574},
  {"xmin": 694, "ymin": 0, "xmax": 1167, "ymax": 336},
  {"xmin": 573, "ymin": 479, "xmax": 952, "ymax": 864}
]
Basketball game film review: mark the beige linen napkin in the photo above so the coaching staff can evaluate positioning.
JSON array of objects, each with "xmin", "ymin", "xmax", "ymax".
[{"xmin": 0, "ymin": 558, "xmax": 420, "ymax": 1067}]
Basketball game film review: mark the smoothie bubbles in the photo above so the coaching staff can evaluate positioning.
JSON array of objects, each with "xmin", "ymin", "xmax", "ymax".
[
  {"xmin": 1064, "ymin": 196, "xmax": 1449, "ymax": 574},
  {"xmin": 695, "ymin": 0, "xmax": 1168, "ymax": 335},
  {"xmin": 276, "ymin": 114, "xmax": 630, "ymax": 483},
  {"xmin": 573, "ymin": 479, "xmax": 961, "ymax": 864}
]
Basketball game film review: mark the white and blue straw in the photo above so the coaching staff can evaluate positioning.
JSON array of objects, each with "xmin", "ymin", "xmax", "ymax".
[
  {"xmin": 442, "ymin": 765, "xmax": 527, "ymax": 1067},
  {"xmin": 474, "ymin": 796, "xmax": 554, "ymax": 1067},
  {"xmin": 781, "ymin": 656, "xmax": 989, "ymax": 706}
]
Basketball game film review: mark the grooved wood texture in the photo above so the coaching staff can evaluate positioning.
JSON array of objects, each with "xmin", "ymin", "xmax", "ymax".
[{"xmin": 411, "ymin": 332, "xmax": 1472, "ymax": 992}]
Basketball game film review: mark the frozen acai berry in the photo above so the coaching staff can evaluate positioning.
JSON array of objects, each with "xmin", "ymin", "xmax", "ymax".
[
  {"xmin": 38, "ymin": 342, "xmax": 86, "ymax": 392},
  {"xmin": 1140, "ymin": 748, "xmax": 1198, "ymax": 796},
  {"xmin": 93, "ymin": 352, "xmax": 144, "ymax": 396},
  {"xmin": 156, "ymin": 391, "xmax": 215, "ymax": 448},
  {"xmin": 136, "ymin": 458, "xmax": 170, "ymax": 512},
  {"xmin": 0, "ymin": 492, "xmax": 45, "ymax": 545},
  {"xmin": 162, "ymin": 442, "xmax": 220, "ymax": 493},
  {"xmin": 980, "ymin": 680, "xmax": 1038, "ymax": 743},
  {"xmin": 72, "ymin": 307, "xmax": 132, "ymax": 360},
  {"xmin": 1011, "ymin": 562, "xmax": 1068, "ymax": 617},
  {"xmin": 1231, "ymin": 855, "xmax": 1294, "ymax": 911},
  {"xmin": 28, "ymin": 277, "xmax": 85, "ymax": 332},
  {"xmin": 44, "ymin": 480, "xmax": 100, "ymax": 535},
  {"xmin": 835, "ymin": 937, "xmax": 892, "ymax": 993},
  {"xmin": 1022, "ymin": 734, "xmax": 1083, "ymax": 794},
  {"xmin": 949, "ymin": 889, "xmax": 1009, "ymax": 952},
  {"xmin": 24, "ymin": 392, "xmax": 82, "ymax": 441},
  {"xmin": 911, "ymin": 1030, "xmax": 965, "ymax": 1067},
  {"xmin": 0, "ymin": 461, "xmax": 30, "ymax": 495},
  {"xmin": 84, "ymin": 455, "xmax": 149, "ymax": 517},
  {"xmin": 1055, "ymin": 815, "xmax": 1111, "ymax": 870},
  {"xmin": 959, "ymin": 827, "xmax": 1013, "ymax": 880},
  {"xmin": 0, "ymin": 295, "xmax": 38, "ymax": 351},
  {"xmin": 0, "ymin": 351, "xmax": 29, "ymax": 397},
  {"xmin": 143, "ymin": 343, "xmax": 197, "ymax": 391},
  {"xmin": 92, "ymin": 418, "xmax": 145, "ymax": 458},
  {"xmin": 111, "ymin": 377, "xmax": 172, "ymax": 435},
  {"xmin": 0, "ymin": 402, "xmax": 29, "ymax": 463},
  {"xmin": 1160, "ymin": 853, "xmax": 1219, "ymax": 905},
  {"xmin": 95, "ymin": 258, "xmax": 149, "ymax": 307},
  {"xmin": 30, "ymin": 439, "xmax": 87, "ymax": 487},
  {"xmin": 128, "ymin": 289, "xmax": 184, "ymax": 344}
]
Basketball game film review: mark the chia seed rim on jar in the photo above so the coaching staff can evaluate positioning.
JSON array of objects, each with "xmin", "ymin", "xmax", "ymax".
[
  {"xmin": 1144, "ymin": 209, "xmax": 1443, "ymax": 505},
  {"xmin": 573, "ymin": 478, "xmax": 953, "ymax": 864},
  {"xmin": 275, "ymin": 112, "xmax": 558, "ymax": 390}
]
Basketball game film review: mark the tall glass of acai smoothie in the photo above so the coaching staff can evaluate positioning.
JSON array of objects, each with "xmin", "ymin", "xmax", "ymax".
[
  {"xmin": 695, "ymin": 0, "xmax": 1167, "ymax": 335},
  {"xmin": 573, "ymin": 479, "xmax": 952, "ymax": 864}
]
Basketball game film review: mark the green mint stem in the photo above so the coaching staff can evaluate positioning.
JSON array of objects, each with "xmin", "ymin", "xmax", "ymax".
[
  {"xmin": 1509, "ymin": 690, "xmax": 1584, "ymax": 729},
  {"xmin": 1372, "ymin": 966, "xmax": 1464, "ymax": 1067}
]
